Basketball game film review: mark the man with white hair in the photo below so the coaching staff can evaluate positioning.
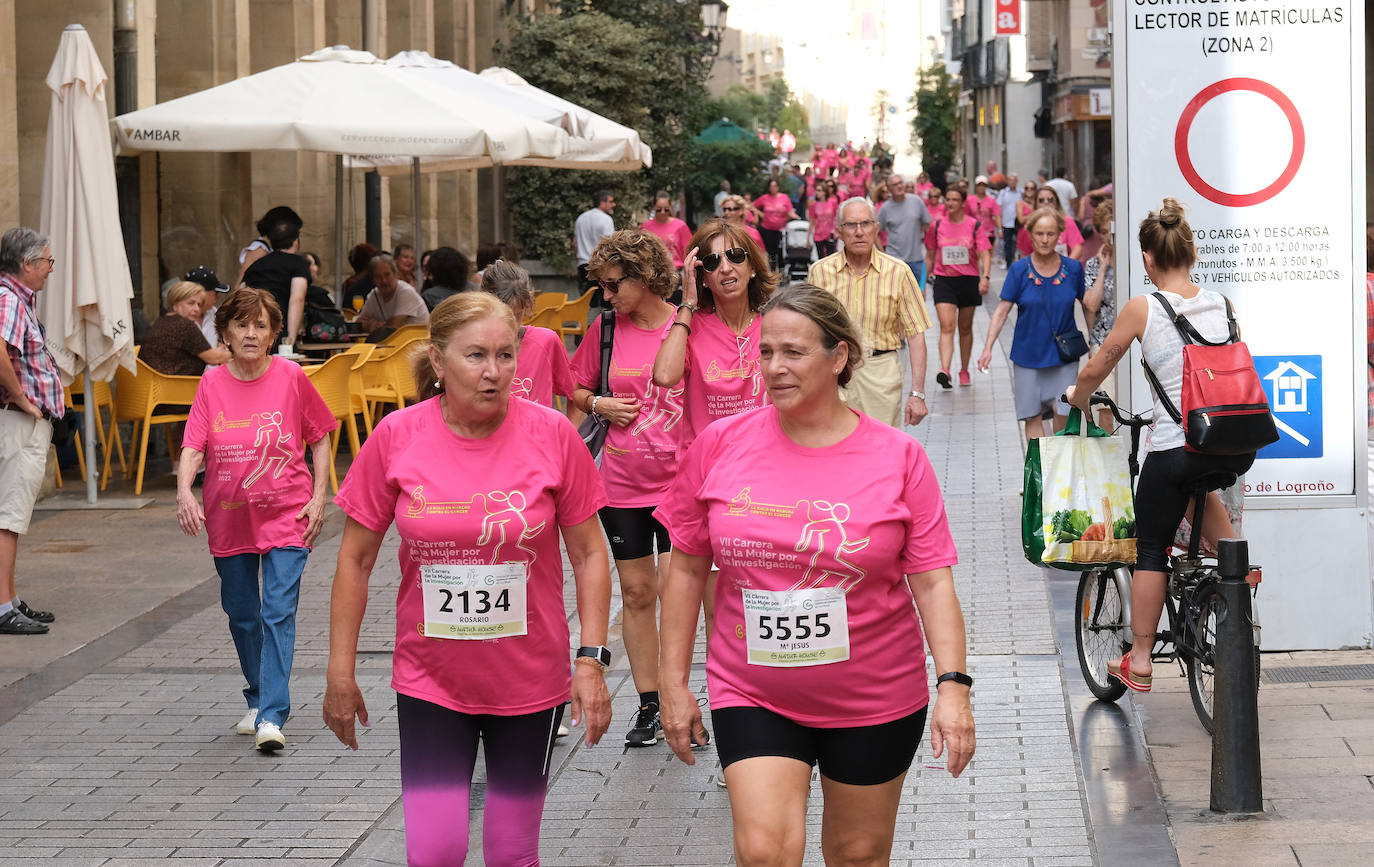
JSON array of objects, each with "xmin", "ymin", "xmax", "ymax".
[
  {"xmin": 807, "ymin": 198, "xmax": 932, "ymax": 428},
  {"xmin": 0, "ymin": 227, "xmax": 64, "ymax": 634}
]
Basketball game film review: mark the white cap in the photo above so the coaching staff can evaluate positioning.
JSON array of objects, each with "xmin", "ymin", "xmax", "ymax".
[{"xmin": 974, "ymin": 174, "xmax": 989, "ymax": 186}]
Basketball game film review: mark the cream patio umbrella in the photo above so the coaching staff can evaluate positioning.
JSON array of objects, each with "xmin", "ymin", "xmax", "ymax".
[{"xmin": 37, "ymin": 24, "xmax": 138, "ymax": 504}]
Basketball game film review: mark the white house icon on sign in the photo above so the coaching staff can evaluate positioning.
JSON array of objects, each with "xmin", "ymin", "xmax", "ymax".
[{"xmin": 1264, "ymin": 361, "xmax": 1316, "ymax": 413}]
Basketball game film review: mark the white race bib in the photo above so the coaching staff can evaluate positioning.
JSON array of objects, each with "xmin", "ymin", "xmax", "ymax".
[
  {"xmin": 742, "ymin": 587, "xmax": 850, "ymax": 667},
  {"xmin": 941, "ymin": 245, "xmax": 970, "ymax": 266},
  {"xmin": 420, "ymin": 563, "xmax": 528, "ymax": 639}
]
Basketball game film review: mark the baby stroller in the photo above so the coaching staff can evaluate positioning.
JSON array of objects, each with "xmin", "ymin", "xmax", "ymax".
[{"xmin": 781, "ymin": 219, "xmax": 812, "ymax": 282}]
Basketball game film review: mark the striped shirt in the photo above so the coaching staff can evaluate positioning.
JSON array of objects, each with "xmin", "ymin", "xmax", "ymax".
[
  {"xmin": 807, "ymin": 248, "xmax": 932, "ymax": 351},
  {"xmin": 0, "ymin": 273, "xmax": 65, "ymax": 418}
]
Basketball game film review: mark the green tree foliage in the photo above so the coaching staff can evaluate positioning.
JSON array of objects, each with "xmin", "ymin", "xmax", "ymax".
[
  {"xmin": 707, "ymin": 79, "xmax": 811, "ymax": 152},
  {"xmin": 910, "ymin": 62, "xmax": 959, "ymax": 184},
  {"xmin": 709, "ymin": 85, "xmax": 770, "ymax": 131},
  {"xmin": 683, "ymin": 137, "xmax": 774, "ymax": 221},
  {"xmin": 502, "ymin": 2, "xmax": 718, "ymax": 267}
]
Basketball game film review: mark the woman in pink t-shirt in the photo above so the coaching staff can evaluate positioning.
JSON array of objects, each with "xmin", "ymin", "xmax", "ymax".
[
  {"xmin": 808, "ymin": 182, "xmax": 839, "ymax": 259},
  {"xmin": 720, "ymin": 194, "xmax": 764, "ymax": 249},
  {"xmin": 479, "ymin": 260, "xmax": 575, "ymax": 413},
  {"xmin": 656, "ymin": 284, "xmax": 975, "ymax": 861},
  {"xmin": 176, "ymin": 288, "xmax": 337, "ymax": 753},
  {"xmin": 924, "ymin": 188, "xmax": 993, "ymax": 389},
  {"xmin": 752, "ymin": 178, "xmax": 799, "ymax": 272},
  {"xmin": 325, "ymin": 293, "xmax": 612, "ymax": 865},
  {"xmin": 1018, "ymin": 187, "xmax": 1085, "ymax": 259},
  {"xmin": 639, "ymin": 191, "xmax": 694, "ymax": 269},
  {"xmin": 570, "ymin": 230, "xmax": 683, "ymax": 747}
]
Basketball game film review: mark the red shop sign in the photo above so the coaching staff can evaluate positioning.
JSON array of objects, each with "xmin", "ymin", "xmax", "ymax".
[{"xmin": 995, "ymin": 0, "xmax": 1022, "ymax": 36}]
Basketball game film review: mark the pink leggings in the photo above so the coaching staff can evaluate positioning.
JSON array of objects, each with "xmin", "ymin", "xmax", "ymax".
[{"xmin": 397, "ymin": 693, "xmax": 563, "ymax": 867}]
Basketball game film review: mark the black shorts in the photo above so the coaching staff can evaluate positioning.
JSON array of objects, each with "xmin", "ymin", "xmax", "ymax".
[
  {"xmin": 1135, "ymin": 446, "xmax": 1254, "ymax": 572},
  {"xmin": 932, "ymin": 274, "xmax": 981, "ymax": 308},
  {"xmin": 712, "ymin": 705, "xmax": 928, "ymax": 786},
  {"xmin": 598, "ymin": 506, "xmax": 671, "ymax": 561}
]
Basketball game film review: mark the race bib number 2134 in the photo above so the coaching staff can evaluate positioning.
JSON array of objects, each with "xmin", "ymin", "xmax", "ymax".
[{"xmin": 420, "ymin": 563, "xmax": 528, "ymax": 639}]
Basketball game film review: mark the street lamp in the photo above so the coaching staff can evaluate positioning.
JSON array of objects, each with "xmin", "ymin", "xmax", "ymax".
[{"xmin": 700, "ymin": 0, "xmax": 729, "ymax": 55}]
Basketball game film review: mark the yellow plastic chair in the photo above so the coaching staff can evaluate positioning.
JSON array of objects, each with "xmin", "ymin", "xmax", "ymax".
[
  {"xmin": 340, "ymin": 343, "xmax": 376, "ymax": 435},
  {"xmin": 528, "ymin": 292, "xmax": 565, "ymax": 322},
  {"xmin": 305, "ymin": 352, "xmax": 362, "ymax": 493},
  {"xmin": 60, "ymin": 376, "xmax": 126, "ymax": 489},
  {"xmin": 108, "ymin": 358, "xmax": 202, "ymax": 495},
  {"xmin": 526, "ymin": 305, "xmax": 565, "ymax": 341},
  {"xmin": 377, "ymin": 323, "xmax": 430, "ymax": 347},
  {"xmin": 560, "ymin": 287, "xmax": 597, "ymax": 342},
  {"xmin": 363, "ymin": 337, "xmax": 426, "ymax": 419}
]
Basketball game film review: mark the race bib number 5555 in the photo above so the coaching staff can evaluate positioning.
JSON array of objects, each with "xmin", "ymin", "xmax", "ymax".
[
  {"xmin": 420, "ymin": 563, "xmax": 527, "ymax": 639},
  {"xmin": 742, "ymin": 587, "xmax": 849, "ymax": 667}
]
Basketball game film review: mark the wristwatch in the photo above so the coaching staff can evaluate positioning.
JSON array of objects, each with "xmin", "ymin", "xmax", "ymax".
[
  {"xmin": 936, "ymin": 671, "xmax": 974, "ymax": 688},
  {"xmin": 910, "ymin": 390, "xmax": 926, "ymax": 401},
  {"xmin": 575, "ymin": 645, "xmax": 612, "ymax": 671}
]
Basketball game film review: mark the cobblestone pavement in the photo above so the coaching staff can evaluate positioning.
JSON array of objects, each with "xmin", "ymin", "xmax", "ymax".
[{"xmin": 0, "ymin": 287, "xmax": 1106, "ymax": 866}]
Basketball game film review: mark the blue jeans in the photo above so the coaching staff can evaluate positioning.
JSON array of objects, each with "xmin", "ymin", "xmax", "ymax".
[
  {"xmin": 905, "ymin": 260, "xmax": 926, "ymax": 288},
  {"xmin": 214, "ymin": 546, "xmax": 309, "ymax": 728}
]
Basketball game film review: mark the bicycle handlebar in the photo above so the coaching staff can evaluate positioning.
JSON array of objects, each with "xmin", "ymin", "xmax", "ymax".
[{"xmin": 1061, "ymin": 391, "xmax": 1152, "ymax": 428}]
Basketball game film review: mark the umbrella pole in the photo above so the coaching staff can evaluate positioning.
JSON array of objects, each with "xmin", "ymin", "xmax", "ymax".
[
  {"xmin": 83, "ymin": 370, "xmax": 97, "ymax": 504},
  {"xmin": 412, "ymin": 157, "xmax": 422, "ymax": 268},
  {"xmin": 334, "ymin": 154, "xmax": 344, "ymax": 305}
]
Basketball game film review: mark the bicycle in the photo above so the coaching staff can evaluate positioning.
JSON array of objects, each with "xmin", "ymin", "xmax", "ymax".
[{"xmin": 1073, "ymin": 392, "xmax": 1261, "ymax": 733}]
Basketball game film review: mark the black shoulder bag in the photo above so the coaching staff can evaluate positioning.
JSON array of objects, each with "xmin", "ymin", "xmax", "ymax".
[{"xmin": 576, "ymin": 310, "xmax": 615, "ymax": 463}]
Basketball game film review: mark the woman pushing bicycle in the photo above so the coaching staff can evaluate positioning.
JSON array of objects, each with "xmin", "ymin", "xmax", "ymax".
[{"xmin": 1065, "ymin": 198, "xmax": 1254, "ymax": 693}]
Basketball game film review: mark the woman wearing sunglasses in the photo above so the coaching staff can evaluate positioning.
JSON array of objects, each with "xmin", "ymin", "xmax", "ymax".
[
  {"xmin": 571, "ymin": 230, "xmax": 684, "ymax": 748},
  {"xmin": 719, "ymin": 194, "xmax": 764, "ymax": 249}
]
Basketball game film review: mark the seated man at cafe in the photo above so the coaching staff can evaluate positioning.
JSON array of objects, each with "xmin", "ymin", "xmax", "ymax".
[{"xmin": 357, "ymin": 252, "xmax": 430, "ymax": 334}]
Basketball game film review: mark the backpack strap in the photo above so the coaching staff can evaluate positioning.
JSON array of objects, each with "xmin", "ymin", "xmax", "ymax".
[
  {"xmin": 1151, "ymin": 291, "xmax": 1235, "ymax": 347},
  {"xmin": 1140, "ymin": 355, "xmax": 1183, "ymax": 425},
  {"xmin": 596, "ymin": 309, "xmax": 615, "ymax": 396}
]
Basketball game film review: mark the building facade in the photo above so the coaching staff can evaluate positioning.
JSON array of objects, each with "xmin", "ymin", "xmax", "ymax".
[
  {"xmin": 1026, "ymin": 0, "xmax": 1111, "ymax": 193},
  {"xmin": 1, "ymin": 0, "xmax": 534, "ymax": 317}
]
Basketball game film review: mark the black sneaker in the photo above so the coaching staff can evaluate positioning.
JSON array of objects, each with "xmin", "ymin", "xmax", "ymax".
[
  {"xmin": 936, "ymin": 369, "xmax": 953, "ymax": 389},
  {"xmin": 0, "ymin": 609, "xmax": 48, "ymax": 635},
  {"xmin": 16, "ymin": 600, "xmax": 54, "ymax": 623},
  {"xmin": 625, "ymin": 701, "xmax": 662, "ymax": 746}
]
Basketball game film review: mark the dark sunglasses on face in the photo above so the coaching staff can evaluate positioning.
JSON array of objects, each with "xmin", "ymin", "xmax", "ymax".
[
  {"xmin": 722, "ymin": 206, "xmax": 742, "ymax": 212},
  {"xmin": 699, "ymin": 247, "xmax": 749, "ymax": 272},
  {"xmin": 598, "ymin": 276, "xmax": 629, "ymax": 294}
]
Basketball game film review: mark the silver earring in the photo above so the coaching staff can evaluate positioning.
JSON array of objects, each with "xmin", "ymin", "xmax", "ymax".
[{"xmin": 434, "ymin": 380, "xmax": 441, "ymax": 389}]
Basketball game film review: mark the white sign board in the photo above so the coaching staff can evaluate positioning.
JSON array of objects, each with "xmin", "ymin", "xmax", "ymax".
[{"xmin": 1114, "ymin": 0, "xmax": 1362, "ymax": 503}]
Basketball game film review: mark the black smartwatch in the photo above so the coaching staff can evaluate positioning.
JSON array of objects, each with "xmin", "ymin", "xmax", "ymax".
[
  {"xmin": 575, "ymin": 645, "xmax": 612, "ymax": 670},
  {"xmin": 936, "ymin": 671, "xmax": 974, "ymax": 688}
]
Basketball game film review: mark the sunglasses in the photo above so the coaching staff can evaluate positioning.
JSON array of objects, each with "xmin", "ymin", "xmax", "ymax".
[
  {"xmin": 721, "ymin": 206, "xmax": 742, "ymax": 212},
  {"xmin": 699, "ymin": 247, "xmax": 749, "ymax": 272},
  {"xmin": 597, "ymin": 276, "xmax": 629, "ymax": 294},
  {"xmin": 654, "ymin": 207, "xmax": 672, "ymax": 214}
]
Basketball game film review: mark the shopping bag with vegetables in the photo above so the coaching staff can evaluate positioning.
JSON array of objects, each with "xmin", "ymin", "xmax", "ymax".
[{"xmin": 1022, "ymin": 409, "xmax": 1137, "ymax": 570}]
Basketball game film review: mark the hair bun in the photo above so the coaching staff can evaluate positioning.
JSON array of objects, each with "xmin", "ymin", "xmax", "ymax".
[{"xmin": 1157, "ymin": 197, "xmax": 1185, "ymax": 228}]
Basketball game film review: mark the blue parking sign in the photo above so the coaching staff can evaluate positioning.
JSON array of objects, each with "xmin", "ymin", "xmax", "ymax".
[{"xmin": 1253, "ymin": 355, "xmax": 1322, "ymax": 459}]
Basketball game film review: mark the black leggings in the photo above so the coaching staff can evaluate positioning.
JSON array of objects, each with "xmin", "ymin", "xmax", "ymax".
[
  {"xmin": 759, "ymin": 227, "xmax": 783, "ymax": 271},
  {"xmin": 397, "ymin": 693, "xmax": 564, "ymax": 867},
  {"xmin": 815, "ymin": 238, "xmax": 837, "ymax": 258},
  {"xmin": 1134, "ymin": 447, "xmax": 1254, "ymax": 572}
]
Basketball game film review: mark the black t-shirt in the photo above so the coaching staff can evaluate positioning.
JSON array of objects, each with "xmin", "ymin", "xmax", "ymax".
[{"xmin": 242, "ymin": 251, "xmax": 310, "ymax": 315}]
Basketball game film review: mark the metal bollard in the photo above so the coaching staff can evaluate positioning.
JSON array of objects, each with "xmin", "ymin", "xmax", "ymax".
[{"xmin": 1210, "ymin": 538, "xmax": 1263, "ymax": 813}]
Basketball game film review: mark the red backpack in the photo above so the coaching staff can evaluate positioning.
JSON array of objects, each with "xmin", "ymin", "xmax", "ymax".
[{"xmin": 1141, "ymin": 292, "xmax": 1279, "ymax": 455}]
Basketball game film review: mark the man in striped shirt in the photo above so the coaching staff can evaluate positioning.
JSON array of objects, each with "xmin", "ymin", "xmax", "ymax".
[
  {"xmin": 0, "ymin": 227, "xmax": 64, "ymax": 635},
  {"xmin": 808, "ymin": 198, "xmax": 932, "ymax": 428}
]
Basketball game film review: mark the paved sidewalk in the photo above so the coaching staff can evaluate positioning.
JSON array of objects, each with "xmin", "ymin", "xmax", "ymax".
[{"xmin": 1, "ymin": 279, "xmax": 1370, "ymax": 865}]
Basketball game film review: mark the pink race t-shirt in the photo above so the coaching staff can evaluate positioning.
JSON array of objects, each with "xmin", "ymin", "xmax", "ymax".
[
  {"xmin": 514, "ymin": 325, "xmax": 574, "ymax": 408},
  {"xmin": 967, "ymin": 194, "xmax": 1000, "ymax": 236},
  {"xmin": 743, "ymin": 224, "xmax": 765, "ymax": 248},
  {"xmin": 809, "ymin": 198, "xmax": 838, "ymax": 241},
  {"xmin": 640, "ymin": 217, "xmax": 693, "ymax": 269},
  {"xmin": 182, "ymin": 358, "xmax": 337, "ymax": 557},
  {"xmin": 835, "ymin": 172, "xmax": 856, "ymax": 198},
  {"xmin": 925, "ymin": 215, "xmax": 992, "ymax": 277},
  {"xmin": 334, "ymin": 396, "xmax": 608, "ymax": 715},
  {"xmin": 1018, "ymin": 217, "xmax": 1085, "ymax": 257},
  {"xmin": 679, "ymin": 310, "xmax": 766, "ymax": 453},
  {"xmin": 915, "ymin": 181, "xmax": 935, "ymax": 196},
  {"xmin": 571, "ymin": 313, "xmax": 682, "ymax": 507},
  {"xmin": 756, "ymin": 194, "xmax": 793, "ymax": 232},
  {"xmin": 654, "ymin": 407, "xmax": 958, "ymax": 727}
]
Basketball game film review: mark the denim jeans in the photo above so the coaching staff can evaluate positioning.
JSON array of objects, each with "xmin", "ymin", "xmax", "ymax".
[
  {"xmin": 904, "ymin": 260, "xmax": 926, "ymax": 289},
  {"xmin": 214, "ymin": 546, "xmax": 309, "ymax": 728}
]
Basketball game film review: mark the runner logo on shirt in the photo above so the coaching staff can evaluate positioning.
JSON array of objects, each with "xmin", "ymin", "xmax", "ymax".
[
  {"xmin": 242, "ymin": 411, "xmax": 294, "ymax": 489},
  {"xmin": 630, "ymin": 380, "xmax": 685, "ymax": 435},
  {"xmin": 405, "ymin": 488, "xmax": 545, "ymax": 565},
  {"xmin": 511, "ymin": 377, "xmax": 534, "ymax": 401},
  {"xmin": 723, "ymin": 489, "xmax": 871, "ymax": 593},
  {"xmin": 212, "ymin": 410, "xmax": 252, "ymax": 433}
]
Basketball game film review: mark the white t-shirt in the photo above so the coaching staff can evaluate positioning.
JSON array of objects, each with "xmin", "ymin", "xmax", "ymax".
[
  {"xmin": 1045, "ymin": 178, "xmax": 1078, "ymax": 214},
  {"xmin": 995, "ymin": 187, "xmax": 1022, "ymax": 227},
  {"xmin": 360, "ymin": 281, "xmax": 430, "ymax": 326},
  {"xmin": 713, "ymin": 190, "xmax": 730, "ymax": 216},
  {"xmin": 574, "ymin": 208, "xmax": 615, "ymax": 265}
]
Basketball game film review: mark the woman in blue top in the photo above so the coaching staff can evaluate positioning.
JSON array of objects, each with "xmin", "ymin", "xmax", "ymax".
[{"xmin": 977, "ymin": 207, "xmax": 1101, "ymax": 445}]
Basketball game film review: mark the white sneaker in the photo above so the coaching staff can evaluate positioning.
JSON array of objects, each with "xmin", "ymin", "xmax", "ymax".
[
  {"xmin": 235, "ymin": 708, "xmax": 259, "ymax": 735},
  {"xmin": 556, "ymin": 723, "xmax": 570, "ymax": 738},
  {"xmin": 254, "ymin": 721, "xmax": 285, "ymax": 752}
]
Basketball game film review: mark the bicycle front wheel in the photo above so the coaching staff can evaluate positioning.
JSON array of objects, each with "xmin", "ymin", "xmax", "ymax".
[
  {"xmin": 1187, "ymin": 586, "xmax": 1261, "ymax": 734},
  {"xmin": 1076, "ymin": 569, "xmax": 1129, "ymax": 702}
]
